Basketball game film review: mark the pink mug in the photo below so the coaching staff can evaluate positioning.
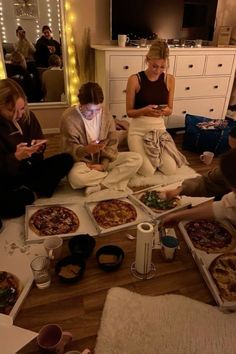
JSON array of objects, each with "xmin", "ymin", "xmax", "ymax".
[
  {"xmin": 200, "ymin": 151, "xmax": 214, "ymax": 165},
  {"xmin": 37, "ymin": 324, "xmax": 72, "ymax": 354}
]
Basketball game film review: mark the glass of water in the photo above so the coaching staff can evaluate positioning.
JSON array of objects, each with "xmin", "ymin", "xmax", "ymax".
[{"xmin": 30, "ymin": 256, "xmax": 51, "ymax": 289}]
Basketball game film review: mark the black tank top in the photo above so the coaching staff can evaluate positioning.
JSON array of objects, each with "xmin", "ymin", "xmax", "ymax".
[{"xmin": 134, "ymin": 71, "xmax": 169, "ymax": 109}]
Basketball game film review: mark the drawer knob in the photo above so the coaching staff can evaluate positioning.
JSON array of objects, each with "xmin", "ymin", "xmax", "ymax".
[
  {"xmin": 122, "ymin": 114, "xmax": 127, "ymax": 118},
  {"xmin": 188, "ymin": 64, "xmax": 193, "ymax": 68},
  {"xmin": 209, "ymin": 109, "xmax": 214, "ymax": 112},
  {"xmin": 123, "ymin": 65, "xmax": 129, "ymax": 70},
  {"xmin": 112, "ymin": 115, "xmax": 117, "ymax": 118},
  {"xmin": 218, "ymin": 63, "xmax": 223, "ymax": 67},
  {"xmin": 122, "ymin": 89, "xmax": 127, "ymax": 93},
  {"xmin": 213, "ymin": 85, "xmax": 219, "ymax": 89},
  {"xmin": 185, "ymin": 87, "xmax": 190, "ymax": 90},
  {"xmin": 182, "ymin": 110, "xmax": 187, "ymax": 114}
]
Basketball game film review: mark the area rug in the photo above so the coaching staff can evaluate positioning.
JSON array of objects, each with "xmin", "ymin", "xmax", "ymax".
[
  {"xmin": 95, "ymin": 287, "xmax": 236, "ymax": 354},
  {"xmin": 128, "ymin": 164, "xmax": 198, "ymax": 188}
]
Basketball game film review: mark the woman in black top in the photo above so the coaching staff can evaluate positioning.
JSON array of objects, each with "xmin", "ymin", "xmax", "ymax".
[
  {"xmin": 126, "ymin": 39, "xmax": 187, "ymax": 176},
  {"xmin": 35, "ymin": 25, "xmax": 61, "ymax": 68},
  {"xmin": 0, "ymin": 78, "xmax": 73, "ymax": 218}
]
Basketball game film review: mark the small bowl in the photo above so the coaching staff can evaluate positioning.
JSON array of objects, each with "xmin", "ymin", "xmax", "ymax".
[
  {"xmin": 55, "ymin": 255, "xmax": 86, "ymax": 283},
  {"xmin": 68, "ymin": 234, "xmax": 96, "ymax": 258},
  {"xmin": 96, "ymin": 245, "xmax": 124, "ymax": 272}
]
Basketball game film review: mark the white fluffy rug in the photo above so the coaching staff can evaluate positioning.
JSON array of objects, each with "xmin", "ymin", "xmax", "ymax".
[
  {"xmin": 95, "ymin": 287, "xmax": 236, "ymax": 354},
  {"xmin": 128, "ymin": 165, "xmax": 198, "ymax": 188}
]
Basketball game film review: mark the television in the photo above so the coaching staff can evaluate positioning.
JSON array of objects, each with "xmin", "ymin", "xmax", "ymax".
[{"xmin": 110, "ymin": 0, "xmax": 218, "ymax": 42}]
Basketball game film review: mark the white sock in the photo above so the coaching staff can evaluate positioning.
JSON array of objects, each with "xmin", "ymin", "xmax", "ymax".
[{"xmin": 85, "ymin": 185, "xmax": 101, "ymax": 196}]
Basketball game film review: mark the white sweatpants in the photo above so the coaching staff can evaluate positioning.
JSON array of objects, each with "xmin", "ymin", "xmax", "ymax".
[
  {"xmin": 68, "ymin": 152, "xmax": 143, "ymax": 191},
  {"xmin": 128, "ymin": 117, "xmax": 177, "ymax": 177}
]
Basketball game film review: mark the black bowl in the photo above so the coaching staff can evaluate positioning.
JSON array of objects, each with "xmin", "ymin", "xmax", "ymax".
[
  {"xmin": 96, "ymin": 245, "xmax": 124, "ymax": 272},
  {"xmin": 68, "ymin": 234, "xmax": 96, "ymax": 258},
  {"xmin": 55, "ymin": 255, "xmax": 86, "ymax": 283}
]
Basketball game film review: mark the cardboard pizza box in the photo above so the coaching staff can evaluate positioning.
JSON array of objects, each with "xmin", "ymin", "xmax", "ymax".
[
  {"xmin": 25, "ymin": 202, "xmax": 98, "ymax": 244},
  {"xmin": 179, "ymin": 220, "xmax": 236, "ymax": 310},
  {"xmin": 130, "ymin": 184, "xmax": 211, "ymax": 220},
  {"xmin": 84, "ymin": 197, "xmax": 152, "ymax": 235}
]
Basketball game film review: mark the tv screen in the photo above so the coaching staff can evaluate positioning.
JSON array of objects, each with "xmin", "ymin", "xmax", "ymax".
[{"xmin": 111, "ymin": 0, "xmax": 218, "ymax": 41}]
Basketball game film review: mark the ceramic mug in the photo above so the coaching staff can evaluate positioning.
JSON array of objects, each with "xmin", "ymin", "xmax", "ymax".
[
  {"xmin": 44, "ymin": 236, "xmax": 63, "ymax": 260},
  {"xmin": 37, "ymin": 324, "xmax": 72, "ymax": 354},
  {"xmin": 118, "ymin": 34, "xmax": 129, "ymax": 47},
  {"xmin": 200, "ymin": 151, "xmax": 214, "ymax": 165},
  {"xmin": 161, "ymin": 236, "xmax": 179, "ymax": 261}
]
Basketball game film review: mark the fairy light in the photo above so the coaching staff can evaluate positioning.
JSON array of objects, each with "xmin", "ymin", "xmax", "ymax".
[
  {"xmin": 35, "ymin": 19, "xmax": 40, "ymax": 41},
  {"xmin": 0, "ymin": 1, "xmax": 7, "ymax": 43},
  {"xmin": 46, "ymin": 0, "xmax": 52, "ymax": 30},
  {"xmin": 57, "ymin": 0, "xmax": 61, "ymax": 33},
  {"xmin": 16, "ymin": 18, "xmax": 21, "ymax": 29},
  {"xmin": 64, "ymin": 0, "xmax": 80, "ymax": 104}
]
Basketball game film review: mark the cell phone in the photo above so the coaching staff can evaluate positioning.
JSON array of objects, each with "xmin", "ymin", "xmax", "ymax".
[{"xmin": 158, "ymin": 104, "xmax": 168, "ymax": 109}]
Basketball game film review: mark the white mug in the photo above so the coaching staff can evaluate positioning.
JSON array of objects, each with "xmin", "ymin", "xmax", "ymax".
[
  {"xmin": 200, "ymin": 151, "xmax": 214, "ymax": 165},
  {"xmin": 43, "ymin": 236, "xmax": 63, "ymax": 260},
  {"xmin": 118, "ymin": 34, "xmax": 129, "ymax": 47}
]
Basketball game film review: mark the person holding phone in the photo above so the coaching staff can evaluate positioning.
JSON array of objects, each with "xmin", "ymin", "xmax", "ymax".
[
  {"xmin": 0, "ymin": 78, "xmax": 73, "ymax": 218},
  {"xmin": 126, "ymin": 39, "xmax": 187, "ymax": 177},
  {"xmin": 60, "ymin": 82, "xmax": 142, "ymax": 196}
]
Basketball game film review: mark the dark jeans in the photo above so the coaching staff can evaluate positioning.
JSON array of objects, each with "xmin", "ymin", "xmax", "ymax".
[{"xmin": 0, "ymin": 153, "xmax": 73, "ymax": 218}]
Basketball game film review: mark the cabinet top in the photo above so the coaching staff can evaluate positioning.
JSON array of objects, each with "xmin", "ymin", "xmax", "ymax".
[{"xmin": 91, "ymin": 44, "xmax": 236, "ymax": 54}]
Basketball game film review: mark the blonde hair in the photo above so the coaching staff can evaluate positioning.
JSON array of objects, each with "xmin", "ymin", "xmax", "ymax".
[
  {"xmin": 146, "ymin": 39, "xmax": 169, "ymax": 70},
  {"xmin": 10, "ymin": 51, "xmax": 27, "ymax": 70},
  {"xmin": 0, "ymin": 78, "xmax": 29, "ymax": 120}
]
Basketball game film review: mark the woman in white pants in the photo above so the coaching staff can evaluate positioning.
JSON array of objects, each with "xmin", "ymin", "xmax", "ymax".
[
  {"xmin": 60, "ymin": 82, "xmax": 142, "ymax": 195},
  {"xmin": 126, "ymin": 39, "xmax": 187, "ymax": 177}
]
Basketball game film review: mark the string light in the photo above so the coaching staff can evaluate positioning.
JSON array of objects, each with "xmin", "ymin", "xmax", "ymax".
[
  {"xmin": 0, "ymin": 1, "xmax": 7, "ymax": 43},
  {"xmin": 64, "ymin": 0, "xmax": 79, "ymax": 104}
]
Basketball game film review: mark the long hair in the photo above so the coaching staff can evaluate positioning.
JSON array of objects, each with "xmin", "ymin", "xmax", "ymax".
[{"xmin": 0, "ymin": 78, "xmax": 29, "ymax": 121}]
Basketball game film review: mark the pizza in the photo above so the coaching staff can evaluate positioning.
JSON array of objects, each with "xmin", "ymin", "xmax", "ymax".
[
  {"xmin": 0, "ymin": 271, "xmax": 21, "ymax": 315},
  {"xmin": 29, "ymin": 206, "xmax": 79, "ymax": 236},
  {"xmin": 209, "ymin": 253, "xmax": 236, "ymax": 301},
  {"xmin": 140, "ymin": 190, "xmax": 180, "ymax": 212},
  {"xmin": 185, "ymin": 219, "xmax": 235, "ymax": 253},
  {"xmin": 92, "ymin": 199, "xmax": 137, "ymax": 229}
]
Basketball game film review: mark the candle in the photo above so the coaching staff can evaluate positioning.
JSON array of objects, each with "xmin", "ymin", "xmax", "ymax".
[{"xmin": 135, "ymin": 222, "xmax": 154, "ymax": 275}]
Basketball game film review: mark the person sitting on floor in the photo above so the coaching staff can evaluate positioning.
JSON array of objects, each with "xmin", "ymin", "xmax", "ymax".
[
  {"xmin": 0, "ymin": 78, "xmax": 73, "ymax": 218},
  {"xmin": 161, "ymin": 148, "xmax": 236, "ymax": 226},
  {"xmin": 162, "ymin": 126, "xmax": 236, "ymax": 201},
  {"xmin": 126, "ymin": 39, "xmax": 188, "ymax": 177},
  {"xmin": 60, "ymin": 82, "xmax": 142, "ymax": 196},
  {"xmin": 42, "ymin": 54, "xmax": 64, "ymax": 102}
]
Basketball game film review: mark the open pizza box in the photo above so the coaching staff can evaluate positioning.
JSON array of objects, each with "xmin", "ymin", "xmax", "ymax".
[
  {"xmin": 129, "ymin": 184, "xmax": 213, "ymax": 220},
  {"xmin": 24, "ymin": 202, "xmax": 98, "ymax": 244},
  {"xmin": 84, "ymin": 197, "xmax": 153, "ymax": 235},
  {"xmin": 179, "ymin": 219, "xmax": 236, "ymax": 311}
]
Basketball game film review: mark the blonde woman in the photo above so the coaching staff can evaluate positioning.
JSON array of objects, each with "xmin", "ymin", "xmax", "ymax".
[
  {"xmin": 126, "ymin": 39, "xmax": 187, "ymax": 177},
  {"xmin": 0, "ymin": 78, "xmax": 73, "ymax": 218}
]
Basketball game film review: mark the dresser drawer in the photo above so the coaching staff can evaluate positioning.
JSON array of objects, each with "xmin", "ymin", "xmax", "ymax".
[
  {"xmin": 109, "ymin": 55, "xmax": 143, "ymax": 78},
  {"xmin": 175, "ymin": 77, "xmax": 230, "ymax": 98},
  {"xmin": 109, "ymin": 103, "xmax": 129, "ymax": 120},
  {"xmin": 173, "ymin": 97, "xmax": 225, "ymax": 120},
  {"xmin": 175, "ymin": 55, "xmax": 205, "ymax": 76},
  {"xmin": 205, "ymin": 55, "xmax": 235, "ymax": 75},
  {"xmin": 110, "ymin": 80, "xmax": 127, "ymax": 101}
]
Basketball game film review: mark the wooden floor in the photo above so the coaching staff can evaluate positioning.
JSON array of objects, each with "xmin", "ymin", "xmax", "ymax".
[{"xmin": 16, "ymin": 133, "xmax": 219, "ymax": 353}]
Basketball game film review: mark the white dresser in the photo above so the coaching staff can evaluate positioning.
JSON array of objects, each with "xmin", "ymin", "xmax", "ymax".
[{"xmin": 91, "ymin": 45, "xmax": 236, "ymax": 128}]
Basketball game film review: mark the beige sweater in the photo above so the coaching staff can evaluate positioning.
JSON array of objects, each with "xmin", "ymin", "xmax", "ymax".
[{"xmin": 60, "ymin": 106, "xmax": 118, "ymax": 170}]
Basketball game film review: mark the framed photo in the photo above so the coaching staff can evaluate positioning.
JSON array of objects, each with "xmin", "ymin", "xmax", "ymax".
[{"xmin": 13, "ymin": 0, "xmax": 39, "ymax": 19}]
